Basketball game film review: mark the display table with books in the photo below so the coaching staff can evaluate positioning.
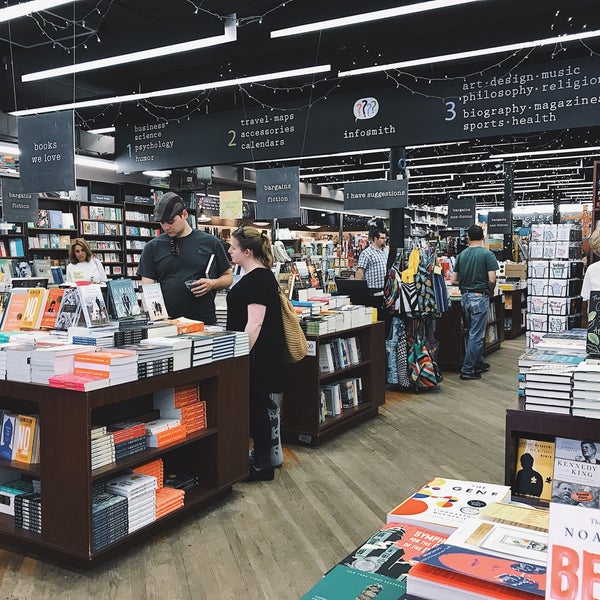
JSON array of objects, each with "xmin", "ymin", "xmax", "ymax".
[{"xmin": 0, "ymin": 355, "xmax": 249, "ymax": 567}]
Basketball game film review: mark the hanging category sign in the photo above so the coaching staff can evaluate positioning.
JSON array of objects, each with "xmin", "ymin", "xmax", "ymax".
[
  {"xmin": 447, "ymin": 198, "xmax": 476, "ymax": 229},
  {"xmin": 1, "ymin": 178, "xmax": 38, "ymax": 223},
  {"xmin": 17, "ymin": 111, "xmax": 75, "ymax": 193},
  {"xmin": 219, "ymin": 190, "xmax": 243, "ymax": 219},
  {"xmin": 344, "ymin": 179, "xmax": 408, "ymax": 210},
  {"xmin": 255, "ymin": 167, "xmax": 300, "ymax": 220},
  {"xmin": 487, "ymin": 210, "xmax": 512, "ymax": 235}
]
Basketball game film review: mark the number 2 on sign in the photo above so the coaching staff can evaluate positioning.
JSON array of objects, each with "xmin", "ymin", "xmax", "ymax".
[{"xmin": 227, "ymin": 130, "xmax": 237, "ymax": 147}]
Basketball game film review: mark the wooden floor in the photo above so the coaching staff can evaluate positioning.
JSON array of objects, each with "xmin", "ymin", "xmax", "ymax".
[{"xmin": 0, "ymin": 337, "xmax": 525, "ymax": 599}]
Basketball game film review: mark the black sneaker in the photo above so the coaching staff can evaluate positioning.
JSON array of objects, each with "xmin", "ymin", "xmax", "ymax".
[
  {"xmin": 475, "ymin": 362, "xmax": 491, "ymax": 373},
  {"xmin": 459, "ymin": 371, "xmax": 481, "ymax": 380}
]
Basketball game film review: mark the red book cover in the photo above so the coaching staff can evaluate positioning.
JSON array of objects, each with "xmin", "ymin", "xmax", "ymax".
[{"xmin": 40, "ymin": 288, "xmax": 64, "ymax": 329}]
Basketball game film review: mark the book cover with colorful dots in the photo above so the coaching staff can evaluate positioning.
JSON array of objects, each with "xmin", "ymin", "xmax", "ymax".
[{"xmin": 386, "ymin": 477, "xmax": 512, "ymax": 534}]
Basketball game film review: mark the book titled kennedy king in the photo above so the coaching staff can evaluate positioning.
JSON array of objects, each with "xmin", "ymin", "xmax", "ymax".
[
  {"xmin": 546, "ymin": 502, "xmax": 600, "ymax": 600},
  {"xmin": 387, "ymin": 477, "xmax": 512, "ymax": 534}
]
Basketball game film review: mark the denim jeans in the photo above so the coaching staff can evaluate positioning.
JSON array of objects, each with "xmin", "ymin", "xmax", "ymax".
[{"xmin": 461, "ymin": 292, "xmax": 489, "ymax": 374}]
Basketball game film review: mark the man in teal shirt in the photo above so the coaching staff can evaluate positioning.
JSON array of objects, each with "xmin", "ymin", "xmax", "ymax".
[{"xmin": 450, "ymin": 225, "xmax": 499, "ymax": 380}]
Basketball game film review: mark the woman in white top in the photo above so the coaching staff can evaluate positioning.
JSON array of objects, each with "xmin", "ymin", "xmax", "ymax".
[{"xmin": 66, "ymin": 238, "xmax": 107, "ymax": 283}]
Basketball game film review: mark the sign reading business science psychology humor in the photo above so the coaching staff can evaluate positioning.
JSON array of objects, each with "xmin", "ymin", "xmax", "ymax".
[
  {"xmin": 255, "ymin": 167, "xmax": 300, "ymax": 220},
  {"xmin": 447, "ymin": 198, "xmax": 476, "ymax": 229},
  {"xmin": 17, "ymin": 111, "xmax": 75, "ymax": 193},
  {"xmin": 116, "ymin": 55, "xmax": 600, "ymax": 173},
  {"xmin": 344, "ymin": 179, "xmax": 408, "ymax": 211},
  {"xmin": 1, "ymin": 178, "xmax": 38, "ymax": 223},
  {"xmin": 487, "ymin": 210, "xmax": 512, "ymax": 235}
]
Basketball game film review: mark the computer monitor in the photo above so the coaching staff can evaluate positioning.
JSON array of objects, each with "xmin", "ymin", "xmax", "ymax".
[
  {"xmin": 11, "ymin": 277, "xmax": 49, "ymax": 289},
  {"xmin": 334, "ymin": 277, "xmax": 370, "ymax": 296}
]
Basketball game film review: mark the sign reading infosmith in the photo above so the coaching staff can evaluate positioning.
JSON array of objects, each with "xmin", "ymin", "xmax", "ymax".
[{"xmin": 344, "ymin": 180, "xmax": 408, "ymax": 211}]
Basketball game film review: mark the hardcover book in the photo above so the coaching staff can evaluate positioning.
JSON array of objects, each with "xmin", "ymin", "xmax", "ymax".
[
  {"xmin": 586, "ymin": 289, "xmax": 600, "ymax": 356},
  {"xmin": 107, "ymin": 279, "xmax": 141, "ymax": 320},
  {"xmin": 546, "ymin": 502, "xmax": 600, "ymax": 600},
  {"xmin": 551, "ymin": 437, "xmax": 600, "ymax": 508},
  {"xmin": 54, "ymin": 287, "xmax": 82, "ymax": 330},
  {"xmin": 78, "ymin": 284, "xmax": 111, "ymax": 327},
  {"xmin": 19, "ymin": 288, "xmax": 48, "ymax": 330},
  {"xmin": 32, "ymin": 258, "xmax": 51, "ymax": 279},
  {"xmin": 0, "ymin": 258, "xmax": 12, "ymax": 283},
  {"xmin": 0, "ymin": 413, "xmax": 18, "ymax": 460},
  {"xmin": 0, "ymin": 290, "xmax": 28, "ymax": 331},
  {"xmin": 140, "ymin": 282, "xmax": 167, "ymax": 321},
  {"xmin": 513, "ymin": 437, "xmax": 555, "ymax": 502},
  {"xmin": 39, "ymin": 288, "xmax": 64, "ymax": 329},
  {"xmin": 386, "ymin": 477, "xmax": 512, "ymax": 534}
]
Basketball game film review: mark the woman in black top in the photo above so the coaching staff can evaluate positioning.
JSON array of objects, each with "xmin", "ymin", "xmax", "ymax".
[{"xmin": 226, "ymin": 226, "xmax": 285, "ymax": 481}]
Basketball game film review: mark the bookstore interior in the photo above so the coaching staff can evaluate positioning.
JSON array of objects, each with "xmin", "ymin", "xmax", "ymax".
[{"xmin": 1, "ymin": 0, "xmax": 600, "ymax": 598}]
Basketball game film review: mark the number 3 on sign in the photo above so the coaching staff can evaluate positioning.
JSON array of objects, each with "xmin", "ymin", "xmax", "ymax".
[{"xmin": 444, "ymin": 101, "xmax": 456, "ymax": 121}]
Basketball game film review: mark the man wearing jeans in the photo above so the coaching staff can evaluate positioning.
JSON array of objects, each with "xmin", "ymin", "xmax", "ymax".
[{"xmin": 450, "ymin": 225, "xmax": 499, "ymax": 380}]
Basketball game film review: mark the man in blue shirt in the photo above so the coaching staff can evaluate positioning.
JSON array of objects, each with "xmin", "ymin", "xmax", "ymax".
[
  {"xmin": 450, "ymin": 225, "xmax": 499, "ymax": 380},
  {"xmin": 356, "ymin": 228, "xmax": 389, "ymax": 293}
]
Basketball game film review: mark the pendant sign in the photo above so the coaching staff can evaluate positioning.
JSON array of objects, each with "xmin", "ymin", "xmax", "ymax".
[
  {"xmin": 255, "ymin": 167, "xmax": 300, "ymax": 220},
  {"xmin": 447, "ymin": 198, "xmax": 476, "ymax": 229},
  {"xmin": 1, "ymin": 178, "xmax": 39, "ymax": 223},
  {"xmin": 17, "ymin": 111, "xmax": 75, "ymax": 193},
  {"xmin": 219, "ymin": 190, "xmax": 243, "ymax": 219},
  {"xmin": 344, "ymin": 179, "xmax": 408, "ymax": 210},
  {"xmin": 487, "ymin": 210, "xmax": 512, "ymax": 235}
]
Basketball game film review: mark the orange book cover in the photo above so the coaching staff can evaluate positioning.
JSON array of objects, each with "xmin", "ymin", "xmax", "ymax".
[
  {"xmin": 155, "ymin": 424, "xmax": 187, "ymax": 443},
  {"xmin": 166, "ymin": 317, "xmax": 204, "ymax": 334},
  {"xmin": 74, "ymin": 349, "xmax": 137, "ymax": 365},
  {"xmin": 13, "ymin": 414, "xmax": 38, "ymax": 464},
  {"xmin": 40, "ymin": 288, "xmax": 64, "ymax": 329},
  {"xmin": 0, "ymin": 291, "xmax": 28, "ymax": 331},
  {"xmin": 20, "ymin": 288, "xmax": 48, "ymax": 330}
]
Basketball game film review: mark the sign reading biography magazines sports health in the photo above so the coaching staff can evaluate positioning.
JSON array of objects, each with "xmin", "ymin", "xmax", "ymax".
[
  {"xmin": 1, "ymin": 178, "xmax": 38, "ymax": 223},
  {"xmin": 116, "ymin": 55, "xmax": 600, "ymax": 172},
  {"xmin": 447, "ymin": 198, "xmax": 476, "ymax": 229},
  {"xmin": 17, "ymin": 111, "xmax": 75, "ymax": 192},
  {"xmin": 487, "ymin": 210, "xmax": 512, "ymax": 235},
  {"xmin": 255, "ymin": 167, "xmax": 300, "ymax": 219},
  {"xmin": 344, "ymin": 179, "xmax": 408, "ymax": 210}
]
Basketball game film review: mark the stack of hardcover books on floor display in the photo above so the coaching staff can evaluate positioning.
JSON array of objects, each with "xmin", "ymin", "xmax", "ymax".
[
  {"xmin": 72, "ymin": 348, "xmax": 138, "ymax": 385},
  {"xmin": 133, "ymin": 458, "xmax": 185, "ymax": 519},
  {"xmin": 140, "ymin": 336, "xmax": 192, "ymax": 371},
  {"xmin": 153, "ymin": 384, "xmax": 207, "ymax": 435},
  {"xmin": 233, "ymin": 331, "xmax": 249, "ymax": 356},
  {"xmin": 185, "ymin": 333, "xmax": 214, "ymax": 367},
  {"xmin": 571, "ymin": 359, "xmax": 600, "ymax": 418},
  {"xmin": 163, "ymin": 472, "xmax": 199, "ymax": 491},
  {"xmin": 119, "ymin": 342, "xmax": 173, "ymax": 378},
  {"xmin": 91, "ymin": 491, "xmax": 129, "ymax": 552},
  {"xmin": 90, "ymin": 426, "xmax": 116, "ymax": 470},
  {"xmin": 521, "ymin": 363, "xmax": 575, "ymax": 415},
  {"xmin": 144, "ymin": 418, "xmax": 187, "ymax": 448},
  {"xmin": 14, "ymin": 491, "xmax": 42, "ymax": 534},
  {"xmin": 30, "ymin": 343, "xmax": 86, "ymax": 385},
  {"xmin": 105, "ymin": 472, "xmax": 157, "ymax": 534},
  {"xmin": 107, "ymin": 421, "xmax": 147, "ymax": 461},
  {"xmin": 207, "ymin": 330, "xmax": 236, "ymax": 361},
  {"xmin": 68, "ymin": 324, "xmax": 119, "ymax": 347}
]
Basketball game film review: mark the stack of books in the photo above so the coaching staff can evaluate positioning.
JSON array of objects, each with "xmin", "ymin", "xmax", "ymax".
[
  {"xmin": 73, "ymin": 349, "xmax": 138, "ymax": 385},
  {"xmin": 163, "ymin": 472, "xmax": 199, "ymax": 491},
  {"xmin": 571, "ymin": 359, "xmax": 600, "ymax": 418},
  {"xmin": 155, "ymin": 486, "xmax": 185, "ymax": 519},
  {"xmin": 233, "ymin": 331, "xmax": 250, "ymax": 356},
  {"xmin": 68, "ymin": 324, "xmax": 119, "ymax": 347},
  {"xmin": 105, "ymin": 472, "xmax": 157, "ymax": 534},
  {"xmin": 48, "ymin": 370, "xmax": 111, "ymax": 391},
  {"xmin": 119, "ymin": 342, "xmax": 173, "ymax": 378},
  {"xmin": 133, "ymin": 458, "xmax": 164, "ymax": 484},
  {"xmin": 522, "ymin": 363, "xmax": 575, "ymax": 415},
  {"xmin": 140, "ymin": 336, "xmax": 191, "ymax": 371},
  {"xmin": 14, "ymin": 492, "xmax": 42, "ymax": 534},
  {"xmin": 0, "ymin": 478, "xmax": 34, "ymax": 517},
  {"xmin": 107, "ymin": 421, "xmax": 147, "ymax": 461},
  {"xmin": 91, "ymin": 491, "xmax": 129, "ymax": 552},
  {"xmin": 208, "ymin": 331, "xmax": 236, "ymax": 362},
  {"xmin": 154, "ymin": 392, "xmax": 207, "ymax": 436},
  {"xmin": 185, "ymin": 334, "xmax": 213, "ymax": 367},
  {"xmin": 30, "ymin": 343, "xmax": 84, "ymax": 385},
  {"xmin": 5, "ymin": 343, "xmax": 34, "ymax": 382},
  {"xmin": 145, "ymin": 418, "xmax": 187, "ymax": 448},
  {"xmin": 165, "ymin": 317, "xmax": 204, "ymax": 334},
  {"xmin": 90, "ymin": 426, "xmax": 116, "ymax": 470},
  {"xmin": 114, "ymin": 317, "xmax": 149, "ymax": 346}
]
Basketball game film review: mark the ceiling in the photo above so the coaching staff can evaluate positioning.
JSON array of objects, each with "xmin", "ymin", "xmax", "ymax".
[{"xmin": 1, "ymin": 0, "xmax": 600, "ymax": 209}]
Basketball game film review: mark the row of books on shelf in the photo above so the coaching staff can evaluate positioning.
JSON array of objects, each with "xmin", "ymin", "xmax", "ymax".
[
  {"xmin": 80, "ymin": 205, "xmax": 123, "ymax": 221},
  {"xmin": 318, "ymin": 336, "xmax": 361, "ymax": 373},
  {"xmin": 0, "ymin": 238, "xmax": 25, "ymax": 258},
  {"xmin": 29, "ymin": 209, "xmax": 76, "ymax": 230},
  {"xmin": 319, "ymin": 377, "xmax": 363, "ymax": 421},
  {"xmin": 81, "ymin": 221, "xmax": 124, "ymax": 236},
  {"xmin": 89, "ymin": 239, "xmax": 122, "ymax": 251},
  {"xmin": 126, "ymin": 240, "xmax": 147, "ymax": 250},
  {"xmin": 27, "ymin": 233, "xmax": 72, "ymax": 250},
  {"xmin": 125, "ymin": 225, "xmax": 161, "ymax": 237},
  {"xmin": 0, "ymin": 410, "xmax": 40, "ymax": 464},
  {"xmin": 302, "ymin": 474, "xmax": 597, "ymax": 600},
  {"xmin": 125, "ymin": 210, "xmax": 154, "ymax": 222}
]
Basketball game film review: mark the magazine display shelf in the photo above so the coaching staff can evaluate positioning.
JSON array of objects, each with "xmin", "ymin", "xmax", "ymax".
[
  {"xmin": 282, "ymin": 321, "xmax": 385, "ymax": 446},
  {"xmin": 436, "ymin": 294, "xmax": 504, "ymax": 372},
  {"xmin": 0, "ymin": 355, "xmax": 249, "ymax": 567},
  {"xmin": 504, "ymin": 399, "xmax": 600, "ymax": 507}
]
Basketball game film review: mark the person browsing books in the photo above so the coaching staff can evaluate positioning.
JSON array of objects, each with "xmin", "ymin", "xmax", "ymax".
[
  {"xmin": 356, "ymin": 228, "xmax": 389, "ymax": 293},
  {"xmin": 137, "ymin": 192, "xmax": 232, "ymax": 326},
  {"xmin": 450, "ymin": 224, "xmax": 499, "ymax": 380},
  {"xmin": 226, "ymin": 226, "xmax": 285, "ymax": 482},
  {"xmin": 66, "ymin": 238, "xmax": 108, "ymax": 283}
]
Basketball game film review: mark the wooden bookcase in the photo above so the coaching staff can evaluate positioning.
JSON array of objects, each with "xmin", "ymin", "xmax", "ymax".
[
  {"xmin": 124, "ymin": 201, "xmax": 160, "ymax": 279},
  {"xmin": 503, "ymin": 287, "xmax": 527, "ymax": 339},
  {"xmin": 504, "ymin": 399, "xmax": 600, "ymax": 507},
  {"xmin": 0, "ymin": 356, "xmax": 249, "ymax": 567},
  {"xmin": 436, "ymin": 294, "xmax": 505, "ymax": 371},
  {"xmin": 281, "ymin": 321, "xmax": 385, "ymax": 446}
]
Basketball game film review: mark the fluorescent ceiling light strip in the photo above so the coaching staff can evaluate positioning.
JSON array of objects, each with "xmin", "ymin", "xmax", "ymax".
[
  {"xmin": 409, "ymin": 158, "xmax": 498, "ymax": 169},
  {"xmin": 87, "ymin": 127, "xmax": 116, "ymax": 134},
  {"xmin": 271, "ymin": 0, "xmax": 486, "ymax": 38},
  {"xmin": 406, "ymin": 140, "xmax": 468, "ymax": 150},
  {"xmin": 143, "ymin": 170, "xmax": 172, "ymax": 178},
  {"xmin": 242, "ymin": 148, "xmax": 389, "ymax": 166},
  {"xmin": 339, "ymin": 29, "xmax": 600, "ymax": 77},
  {"xmin": 10, "ymin": 64, "xmax": 331, "ymax": 116},
  {"xmin": 0, "ymin": 0, "xmax": 81, "ymax": 23},
  {"xmin": 0, "ymin": 143, "xmax": 19, "ymax": 155},
  {"xmin": 22, "ymin": 15, "xmax": 236, "ymax": 82},
  {"xmin": 514, "ymin": 163, "xmax": 582, "ymax": 173},
  {"xmin": 300, "ymin": 167, "xmax": 385, "ymax": 178},
  {"xmin": 74, "ymin": 155, "xmax": 117, "ymax": 171},
  {"xmin": 490, "ymin": 146, "xmax": 600, "ymax": 159}
]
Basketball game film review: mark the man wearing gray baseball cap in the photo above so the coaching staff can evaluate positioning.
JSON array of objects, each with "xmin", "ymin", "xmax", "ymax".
[{"xmin": 137, "ymin": 191, "xmax": 232, "ymax": 325}]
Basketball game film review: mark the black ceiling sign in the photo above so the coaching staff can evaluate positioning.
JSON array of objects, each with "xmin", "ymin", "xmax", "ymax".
[
  {"xmin": 116, "ymin": 55, "xmax": 600, "ymax": 172},
  {"xmin": 17, "ymin": 111, "xmax": 75, "ymax": 193},
  {"xmin": 255, "ymin": 167, "xmax": 300, "ymax": 219},
  {"xmin": 447, "ymin": 198, "xmax": 476, "ymax": 229},
  {"xmin": 487, "ymin": 210, "xmax": 512, "ymax": 235},
  {"xmin": 344, "ymin": 179, "xmax": 408, "ymax": 210},
  {"xmin": 1, "ymin": 178, "xmax": 38, "ymax": 223}
]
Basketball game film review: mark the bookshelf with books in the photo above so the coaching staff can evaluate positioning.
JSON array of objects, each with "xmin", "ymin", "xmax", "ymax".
[
  {"xmin": 0, "ymin": 356, "xmax": 249, "ymax": 566},
  {"xmin": 436, "ymin": 294, "xmax": 505, "ymax": 372},
  {"xmin": 503, "ymin": 286, "xmax": 527, "ymax": 339},
  {"xmin": 124, "ymin": 199, "xmax": 160, "ymax": 279},
  {"xmin": 282, "ymin": 321, "xmax": 385, "ymax": 446}
]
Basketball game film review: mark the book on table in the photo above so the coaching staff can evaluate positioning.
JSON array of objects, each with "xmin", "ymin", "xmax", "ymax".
[
  {"xmin": 0, "ymin": 290, "xmax": 28, "ymax": 331},
  {"xmin": 513, "ymin": 437, "xmax": 555, "ymax": 502},
  {"xmin": 140, "ymin": 282, "xmax": 167, "ymax": 321},
  {"xmin": 19, "ymin": 288, "xmax": 48, "ymax": 330},
  {"xmin": 54, "ymin": 287, "xmax": 82, "ymax": 330},
  {"xmin": 78, "ymin": 284, "xmax": 110, "ymax": 327},
  {"xmin": 39, "ymin": 287, "xmax": 65, "ymax": 329},
  {"xmin": 107, "ymin": 278, "xmax": 141, "ymax": 320}
]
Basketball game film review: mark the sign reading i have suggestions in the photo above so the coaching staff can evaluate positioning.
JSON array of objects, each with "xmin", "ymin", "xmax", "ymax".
[{"xmin": 344, "ymin": 180, "xmax": 408, "ymax": 210}]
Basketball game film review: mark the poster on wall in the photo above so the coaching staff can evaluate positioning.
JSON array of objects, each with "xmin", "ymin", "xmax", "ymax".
[
  {"xmin": 255, "ymin": 167, "xmax": 300, "ymax": 220},
  {"xmin": 219, "ymin": 190, "xmax": 243, "ymax": 219},
  {"xmin": 1, "ymin": 178, "xmax": 38, "ymax": 223},
  {"xmin": 447, "ymin": 198, "xmax": 476, "ymax": 229},
  {"xmin": 17, "ymin": 111, "xmax": 75, "ymax": 193}
]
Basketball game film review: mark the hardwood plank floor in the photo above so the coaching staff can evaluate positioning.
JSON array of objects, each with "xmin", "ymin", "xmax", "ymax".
[{"xmin": 0, "ymin": 337, "xmax": 525, "ymax": 599}]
